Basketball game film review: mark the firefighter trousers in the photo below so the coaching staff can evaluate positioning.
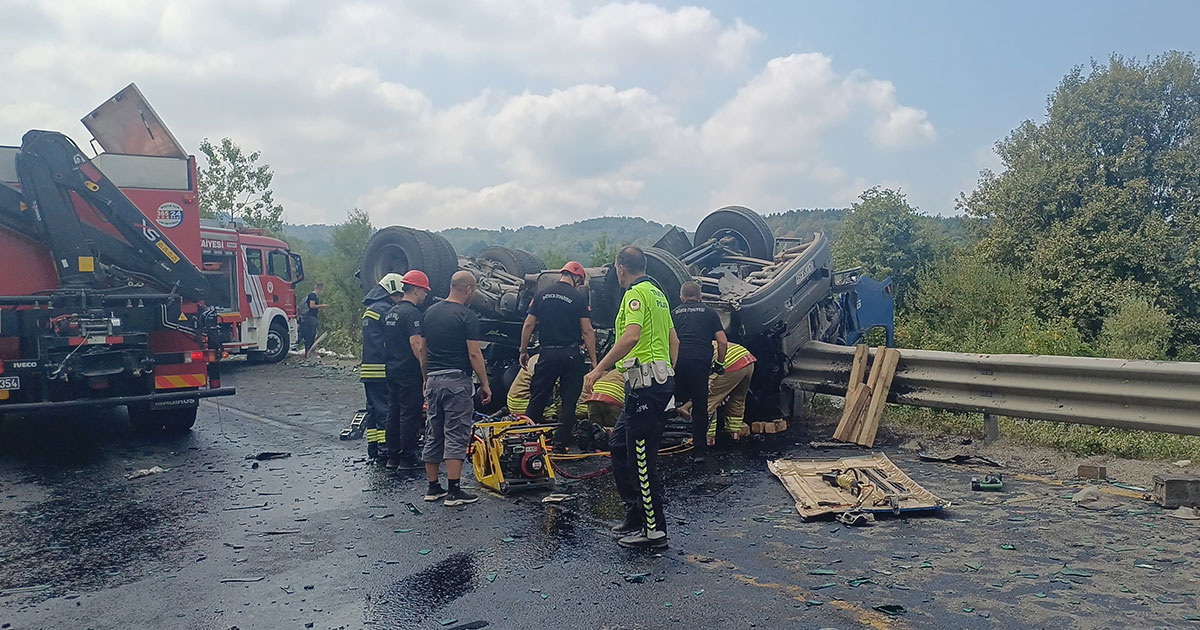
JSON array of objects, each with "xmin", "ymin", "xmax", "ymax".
[
  {"xmin": 707, "ymin": 364, "xmax": 754, "ymax": 437},
  {"xmin": 363, "ymin": 381, "xmax": 389, "ymax": 457},
  {"xmin": 525, "ymin": 346, "xmax": 585, "ymax": 447},
  {"xmin": 386, "ymin": 374, "xmax": 424, "ymax": 459},
  {"xmin": 610, "ymin": 378, "xmax": 673, "ymax": 534}
]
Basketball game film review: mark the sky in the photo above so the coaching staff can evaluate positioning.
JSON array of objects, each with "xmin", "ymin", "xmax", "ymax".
[{"xmin": 1, "ymin": 1, "xmax": 1196, "ymax": 231}]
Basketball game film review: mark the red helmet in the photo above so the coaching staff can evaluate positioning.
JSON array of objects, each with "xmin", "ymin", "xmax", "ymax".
[
  {"xmin": 401, "ymin": 270, "xmax": 431, "ymax": 292},
  {"xmin": 561, "ymin": 261, "xmax": 587, "ymax": 279}
]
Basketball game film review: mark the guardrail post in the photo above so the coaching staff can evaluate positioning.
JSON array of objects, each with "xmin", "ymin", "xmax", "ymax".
[{"xmin": 983, "ymin": 414, "xmax": 1000, "ymax": 444}]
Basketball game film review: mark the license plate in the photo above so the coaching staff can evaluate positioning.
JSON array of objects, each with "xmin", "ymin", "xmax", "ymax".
[{"xmin": 0, "ymin": 376, "xmax": 19, "ymax": 391}]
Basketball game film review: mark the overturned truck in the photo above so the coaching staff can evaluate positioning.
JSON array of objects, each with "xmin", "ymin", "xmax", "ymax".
[{"xmin": 359, "ymin": 206, "xmax": 893, "ymax": 424}]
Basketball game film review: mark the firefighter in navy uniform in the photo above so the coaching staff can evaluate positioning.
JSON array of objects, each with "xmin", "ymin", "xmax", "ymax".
[
  {"xmin": 361, "ymin": 273, "xmax": 406, "ymax": 462},
  {"xmin": 584, "ymin": 246, "xmax": 679, "ymax": 550},
  {"xmin": 519, "ymin": 261, "xmax": 597, "ymax": 451},
  {"xmin": 383, "ymin": 270, "xmax": 431, "ymax": 470},
  {"xmin": 671, "ymin": 281, "xmax": 727, "ymax": 461}
]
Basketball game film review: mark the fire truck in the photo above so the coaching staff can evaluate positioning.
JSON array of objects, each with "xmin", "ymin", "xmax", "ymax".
[
  {"xmin": 0, "ymin": 84, "xmax": 237, "ymax": 431},
  {"xmin": 199, "ymin": 220, "xmax": 303, "ymax": 364}
]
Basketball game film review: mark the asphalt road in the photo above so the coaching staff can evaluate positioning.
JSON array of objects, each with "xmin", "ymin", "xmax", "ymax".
[{"xmin": 2, "ymin": 359, "xmax": 1198, "ymax": 630}]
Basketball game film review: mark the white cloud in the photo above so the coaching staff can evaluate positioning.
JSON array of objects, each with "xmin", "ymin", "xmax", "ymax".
[{"xmin": 0, "ymin": 1, "xmax": 938, "ymax": 229}]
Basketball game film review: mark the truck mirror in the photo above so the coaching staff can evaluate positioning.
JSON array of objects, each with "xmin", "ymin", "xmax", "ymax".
[{"xmin": 290, "ymin": 252, "xmax": 305, "ymax": 286}]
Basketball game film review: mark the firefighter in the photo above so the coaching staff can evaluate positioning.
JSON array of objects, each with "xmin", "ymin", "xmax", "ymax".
[
  {"xmin": 703, "ymin": 342, "xmax": 756, "ymax": 444},
  {"xmin": 583, "ymin": 368, "xmax": 624, "ymax": 428},
  {"xmin": 383, "ymin": 270, "xmax": 431, "ymax": 470},
  {"xmin": 361, "ymin": 273, "xmax": 406, "ymax": 462},
  {"xmin": 519, "ymin": 261, "xmax": 597, "ymax": 451},
  {"xmin": 671, "ymin": 280, "xmax": 727, "ymax": 461},
  {"xmin": 584, "ymin": 246, "xmax": 679, "ymax": 550}
]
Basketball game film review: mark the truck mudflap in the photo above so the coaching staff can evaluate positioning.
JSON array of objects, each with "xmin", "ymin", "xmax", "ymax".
[{"xmin": 0, "ymin": 386, "xmax": 235, "ymax": 414}]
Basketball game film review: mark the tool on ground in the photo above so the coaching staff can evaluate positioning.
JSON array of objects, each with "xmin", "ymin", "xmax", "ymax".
[
  {"xmin": 832, "ymin": 345, "xmax": 901, "ymax": 447},
  {"xmin": 470, "ymin": 416, "xmax": 557, "ymax": 494},
  {"xmin": 340, "ymin": 410, "xmax": 367, "ymax": 440},
  {"xmin": 971, "ymin": 473, "xmax": 1004, "ymax": 491},
  {"xmin": 769, "ymin": 454, "xmax": 947, "ymax": 519}
]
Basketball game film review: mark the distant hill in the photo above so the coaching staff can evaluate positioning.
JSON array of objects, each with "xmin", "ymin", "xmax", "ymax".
[{"xmin": 283, "ymin": 209, "xmax": 969, "ymax": 261}]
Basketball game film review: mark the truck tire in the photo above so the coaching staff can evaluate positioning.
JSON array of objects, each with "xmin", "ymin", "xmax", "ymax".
[
  {"xmin": 360, "ymin": 227, "xmax": 459, "ymax": 297},
  {"xmin": 476, "ymin": 246, "xmax": 545, "ymax": 277},
  {"xmin": 643, "ymin": 247, "xmax": 693, "ymax": 308},
  {"xmin": 260, "ymin": 319, "xmax": 289, "ymax": 364},
  {"xmin": 694, "ymin": 205, "xmax": 776, "ymax": 260},
  {"xmin": 129, "ymin": 405, "xmax": 198, "ymax": 433}
]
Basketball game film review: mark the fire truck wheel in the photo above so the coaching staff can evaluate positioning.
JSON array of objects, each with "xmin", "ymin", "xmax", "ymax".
[
  {"xmin": 694, "ymin": 205, "xmax": 776, "ymax": 260},
  {"xmin": 261, "ymin": 319, "xmax": 289, "ymax": 364}
]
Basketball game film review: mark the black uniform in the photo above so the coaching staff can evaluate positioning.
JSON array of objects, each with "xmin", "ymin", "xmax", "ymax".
[
  {"xmin": 524, "ymin": 281, "xmax": 589, "ymax": 446},
  {"xmin": 361, "ymin": 298, "xmax": 392, "ymax": 459},
  {"xmin": 384, "ymin": 300, "xmax": 424, "ymax": 463},
  {"xmin": 301, "ymin": 292, "xmax": 319, "ymax": 354},
  {"xmin": 671, "ymin": 301, "xmax": 724, "ymax": 451}
]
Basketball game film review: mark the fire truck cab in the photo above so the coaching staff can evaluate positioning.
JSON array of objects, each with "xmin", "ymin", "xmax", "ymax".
[{"xmin": 199, "ymin": 222, "xmax": 303, "ymax": 363}]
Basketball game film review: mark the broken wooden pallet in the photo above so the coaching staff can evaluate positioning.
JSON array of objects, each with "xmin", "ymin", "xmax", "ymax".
[{"xmin": 831, "ymin": 345, "xmax": 900, "ymax": 447}]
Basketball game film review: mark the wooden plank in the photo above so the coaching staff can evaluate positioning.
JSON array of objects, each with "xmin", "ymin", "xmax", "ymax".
[
  {"xmin": 774, "ymin": 419, "xmax": 788, "ymax": 433},
  {"xmin": 833, "ymin": 345, "xmax": 870, "ymax": 440},
  {"xmin": 847, "ymin": 344, "xmax": 868, "ymax": 396},
  {"xmin": 856, "ymin": 348, "xmax": 900, "ymax": 447},
  {"xmin": 839, "ymin": 386, "xmax": 872, "ymax": 442}
]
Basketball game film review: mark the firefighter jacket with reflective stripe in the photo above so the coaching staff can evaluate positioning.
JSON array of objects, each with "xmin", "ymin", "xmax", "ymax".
[
  {"xmin": 718, "ymin": 342, "xmax": 756, "ymax": 373},
  {"xmin": 360, "ymin": 299, "xmax": 391, "ymax": 381}
]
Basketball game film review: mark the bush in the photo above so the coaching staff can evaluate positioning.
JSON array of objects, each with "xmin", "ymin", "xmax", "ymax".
[{"xmin": 1098, "ymin": 297, "xmax": 1172, "ymax": 360}]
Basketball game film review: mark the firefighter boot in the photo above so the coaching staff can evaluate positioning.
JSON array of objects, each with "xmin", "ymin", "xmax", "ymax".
[{"xmin": 611, "ymin": 506, "xmax": 642, "ymax": 536}]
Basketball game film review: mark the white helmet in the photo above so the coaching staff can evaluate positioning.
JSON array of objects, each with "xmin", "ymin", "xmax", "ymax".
[{"xmin": 378, "ymin": 273, "xmax": 405, "ymax": 294}]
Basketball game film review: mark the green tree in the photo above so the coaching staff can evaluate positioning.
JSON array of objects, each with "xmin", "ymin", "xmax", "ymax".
[
  {"xmin": 541, "ymin": 249, "xmax": 568, "ymax": 270},
  {"xmin": 961, "ymin": 52, "xmax": 1200, "ymax": 350},
  {"xmin": 1098, "ymin": 297, "xmax": 1172, "ymax": 360},
  {"xmin": 292, "ymin": 209, "xmax": 373, "ymax": 354},
  {"xmin": 589, "ymin": 233, "xmax": 620, "ymax": 267},
  {"xmin": 832, "ymin": 187, "xmax": 949, "ymax": 307},
  {"xmin": 197, "ymin": 137, "xmax": 285, "ymax": 231}
]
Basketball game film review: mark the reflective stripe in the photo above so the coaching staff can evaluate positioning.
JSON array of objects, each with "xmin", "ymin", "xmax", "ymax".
[
  {"xmin": 587, "ymin": 379, "xmax": 626, "ymax": 406},
  {"xmin": 360, "ymin": 363, "xmax": 386, "ymax": 379},
  {"xmin": 720, "ymin": 342, "xmax": 755, "ymax": 371},
  {"xmin": 635, "ymin": 438, "xmax": 657, "ymax": 531},
  {"xmin": 155, "ymin": 373, "xmax": 208, "ymax": 389},
  {"xmin": 363, "ymin": 310, "xmax": 381, "ymax": 321}
]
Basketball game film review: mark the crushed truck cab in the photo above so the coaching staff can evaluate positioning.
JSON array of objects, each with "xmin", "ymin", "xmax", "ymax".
[{"xmin": 0, "ymin": 83, "xmax": 234, "ymax": 431}]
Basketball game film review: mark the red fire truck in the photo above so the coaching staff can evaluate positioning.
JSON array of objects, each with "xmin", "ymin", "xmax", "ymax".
[
  {"xmin": 199, "ymin": 221, "xmax": 303, "ymax": 364},
  {"xmin": 0, "ymin": 84, "xmax": 240, "ymax": 431}
]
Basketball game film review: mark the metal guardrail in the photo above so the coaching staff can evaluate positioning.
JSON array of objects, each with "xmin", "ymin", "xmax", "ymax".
[{"xmin": 785, "ymin": 342, "xmax": 1200, "ymax": 436}]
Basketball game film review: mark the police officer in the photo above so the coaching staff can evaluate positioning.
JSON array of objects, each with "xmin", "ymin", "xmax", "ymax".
[
  {"xmin": 361, "ymin": 273, "xmax": 406, "ymax": 462},
  {"xmin": 384, "ymin": 270, "xmax": 431, "ymax": 470},
  {"xmin": 584, "ymin": 246, "xmax": 679, "ymax": 550},
  {"xmin": 671, "ymin": 281, "xmax": 727, "ymax": 461},
  {"xmin": 519, "ymin": 261, "xmax": 597, "ymax": 450}
]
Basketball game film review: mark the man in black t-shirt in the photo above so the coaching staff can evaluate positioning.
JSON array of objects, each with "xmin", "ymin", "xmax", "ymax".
[
  {"xmin": 301, "ymin": 282, "xmax": 327, "ymax": 356},
  {"xmin": 519, "ymin": 261, "xmax": 597, "ymax": 450},
  {"xmin": 420, "ymin": 271, "xmax": 492, "ymax": 506},
  {"xmin": 671, "ymin": 281, "xmax": 727, "ymax": 460},
  {"xmin": 383, "ymin": 271, "xmax": 431, "ymax": 470}
]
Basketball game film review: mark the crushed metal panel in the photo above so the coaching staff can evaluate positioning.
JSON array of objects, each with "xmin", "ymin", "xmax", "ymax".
[
  {"xmin": 82, "ymin": 83, "xmax": 187, "ymax": 158},
  {"xmin": 768, "ymin": 453, "xmax": 947, "ymax": 519}
]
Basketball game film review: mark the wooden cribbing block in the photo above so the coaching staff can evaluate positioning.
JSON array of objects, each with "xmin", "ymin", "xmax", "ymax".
[
  {"xmin": 774, "ymin": 419, "xmax": 788, "ymax": 432},
  {"xmin": 833, "ymin": 345, "xmax": 870, "ymax": 440},
  {"xmin": 856, "ymin": 348, "xmax": 900, "ymax": 447}
]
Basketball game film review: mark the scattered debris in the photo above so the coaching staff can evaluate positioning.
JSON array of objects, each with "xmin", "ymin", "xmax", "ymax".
[
  {"xmin": 247, "ymin": 452, "xmax": 291, "ymax": 461},
  {"xmin": 1167, "ymin": 506, "xmax": 1200, "ymax": 520},
  {"xmin": 406, "ymin": 502, "xmax": 423, "ymax": 515},
  {"xmin": 0, "ymin": 584, "xmax": 52, "ymax": 596},
  {"xmin": 971, "ymin": 474, "xmax": 1004, "ymax": 491},
  {"xmin": 1173, "ymin": 460, "xmax": 1192, "ymax": 468},
  {"xmin": 1076, "ymin": 464, "xmax": 1107, "ymax": 480},
  {"xmin": 624, "ymin": 573, "xmax": 649, "ymax": 584},
  {"xmin": 125, "ymin": 466, "xmax": 167, "ymax": 480},
  {"xmin": 918, "ymin": 451, "xmax": 1003, "ymax": 467},
  {"xmin": 219, "ymin": 577, "xmax": 265, "ymax": 584},
  {"xmin": 1153, "ymin": 474, "xmax": 1200, "ymax": 509},
  {"xmin": 808, "ymin": 440, "xmax": 862, "ymax": 450},
  {"xmin": 540, "ymin": 493, "xmax": 574, "ymax": 503},
  {"xmin": 872, "ymin": 604, "xmax": 906, "ymax": 616},
  {"xmin": 446, "ymin": 622, "xmax": 489, "ymax": 630},
  {"xmin": 224, "ymin": 503, "xmax": 268, "ymax": 511},
  {"xmin": 837, "ymin": 511, "xmax": 875, "ymax": 526},
  {"xmin": 769, "ymin": 454, "xmax": 946, "ymax": 519}
]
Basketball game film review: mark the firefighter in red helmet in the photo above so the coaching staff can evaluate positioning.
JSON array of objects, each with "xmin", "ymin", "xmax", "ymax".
[
  {"xmin": 519, "ymin": 261, "xmax": 597, "ymax": 450},
  {"xmin": 383, "ymin": 270, "xmax": 431, "ymax": 470}
]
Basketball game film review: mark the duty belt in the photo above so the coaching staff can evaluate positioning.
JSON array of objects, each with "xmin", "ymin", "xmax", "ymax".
[{"xmin": 621, "ymin": 358, "xmax": 673, "ymax": 390}]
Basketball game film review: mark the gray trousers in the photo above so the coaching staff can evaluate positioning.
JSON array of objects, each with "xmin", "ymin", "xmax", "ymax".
[{"xmin": 422, "ymin": 371, "xmax": 475, "ymax": 463}]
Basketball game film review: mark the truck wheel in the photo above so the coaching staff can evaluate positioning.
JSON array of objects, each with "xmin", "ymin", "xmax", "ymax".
[
  {"xmin": 694, "ymin": 205, "xmax": 776, "ymax": 260},
  {"xmin": 360, "ymin": 227, "xmax": 459, "ymax": 297},
  {"xmin": 129, "ymin": 405, "xmax": 198, "ymax": 433},
  {"xmin": 476, "ymin": 246, "xmax": 545, "ymax": 277},
  {"xmin": 260, "ymin": 319, "xmax": 289, "ymax": 364},
  {"xmin": 643, "ymin": 247, "xmax": 693, "ymax": 308}
]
